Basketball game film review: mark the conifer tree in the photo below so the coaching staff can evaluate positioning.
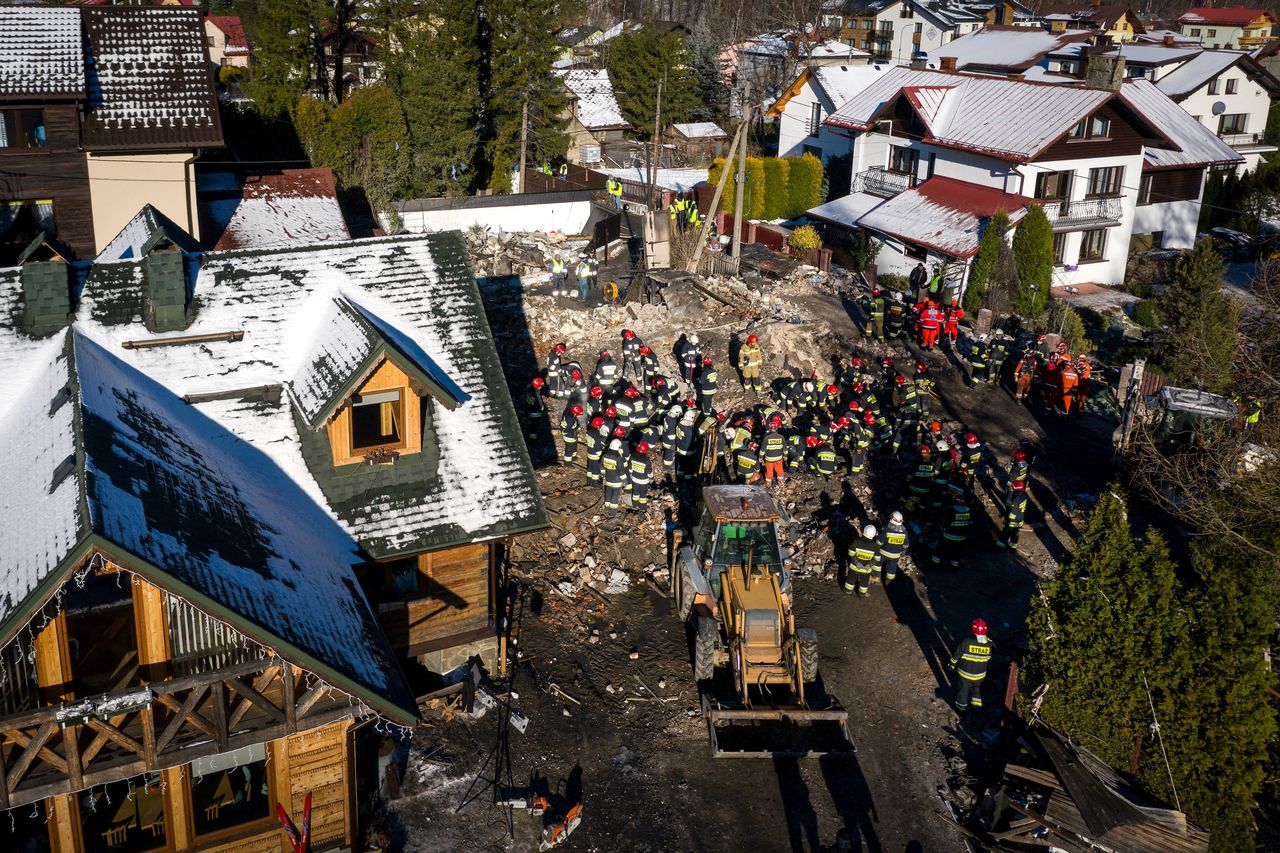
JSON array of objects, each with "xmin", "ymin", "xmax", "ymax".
[
  {"xmin": 1156, "ymin": 239, "xmax": 1239, "ymax": 393},
  {"xmin": 762, "ymin": 158, "xmax": 790, "ymax": 220},
  {"xmin": 964, "ymin": 212, "xmax": 1003, "ymax": 313},
  {"xmin": 785, "ymin": 153, "xmax": 823, "ymax": 219},
  {"xmin": 1012, "ymin": 204, "xmax": 1053, "ymax": 319},
  {"xmin": 607, "ymin": 28, "xmax": 699, "ymax": 136},
  {"xmin": 686, "ymin": 20, "xmax": 728, "ymax": 123}
]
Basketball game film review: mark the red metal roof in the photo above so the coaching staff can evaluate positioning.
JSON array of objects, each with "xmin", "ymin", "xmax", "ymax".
[
  {"xmin": 1177, "ymin": 6, "xmax": 1272, "ymax": 26},
  {"xmin": 858, "ymin": 176, "xmax": 1034, "ymax": 259},
  {"xmin": 205, "ymin": 14, "xmax": 249, "ymax": 55}
]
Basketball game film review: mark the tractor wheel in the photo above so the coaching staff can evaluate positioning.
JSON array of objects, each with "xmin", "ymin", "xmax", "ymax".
[
  {"xmin": 694, "ymin": 616, "xmax": 717, "ymax": 681},
  {"xmin": 676, "ymin": 562, "xmax": 692, "ymax": 621},
  {"xmin": 797, "ymin": 627, "xmax": 820, "ymax": 682}
]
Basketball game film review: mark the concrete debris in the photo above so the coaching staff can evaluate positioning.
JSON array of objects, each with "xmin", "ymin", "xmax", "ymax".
[{"xmin": 604, "ymin": 568, "xmax": 631, "ymax": 594}]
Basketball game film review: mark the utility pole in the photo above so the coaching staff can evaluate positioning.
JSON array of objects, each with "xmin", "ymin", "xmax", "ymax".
[
  {"xmin": 648, "ymin": 77, "xmax": 664, "ymax": 209},
  {"xmin": 731, "ymin": 83, "xmax": 750, "ymax": 260},
  {"xmin": 517, "ymin": 96, "xmax": 529, "ymax": 194}
]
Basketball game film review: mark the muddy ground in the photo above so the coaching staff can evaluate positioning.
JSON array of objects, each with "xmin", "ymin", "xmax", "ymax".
[{"xmin": 384, "ymin": 268, "xmax": 1117, "ymax": 853}]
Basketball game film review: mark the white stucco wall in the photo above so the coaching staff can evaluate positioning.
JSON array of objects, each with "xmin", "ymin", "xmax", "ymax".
[
  {"xmin": 778, "ymin": 79, "xmax": 858, "ymax": 162},
  {"xmin": 1177, "ymin": 70, "xmax": 1276, "ymax": 172},
  {"xmin": 399, "ymin": 199, "xmax": 594, "ymax": 236},
  {"xmin": 1132, "ymin": 196, "xmax": 1202, "ymax": 248}
]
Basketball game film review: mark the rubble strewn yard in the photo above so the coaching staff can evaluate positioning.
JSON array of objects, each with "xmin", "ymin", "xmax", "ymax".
[{"xmin": 382, "ymin": 231, "xmax": 1119, "ymax": 851}]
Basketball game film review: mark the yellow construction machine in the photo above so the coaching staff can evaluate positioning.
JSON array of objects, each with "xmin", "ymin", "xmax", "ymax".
[{"xmin": 671, "ymin": 485, "xmax": 853, "ymax": 758}]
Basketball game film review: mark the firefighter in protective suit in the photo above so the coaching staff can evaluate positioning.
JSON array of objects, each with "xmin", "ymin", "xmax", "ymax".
[
  {"xmin": 845, "ymin": 525, "xmax": 882, "ymax": 597},
  {"xmin": 877, "ymin": 510, "xmax": 910, "ymax": 582},
  {"xmin": 950, "ymin": 618, "xmax": 993, "ymax": 712}
]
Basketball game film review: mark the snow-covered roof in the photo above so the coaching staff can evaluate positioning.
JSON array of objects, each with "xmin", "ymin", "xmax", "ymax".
[
  {"xmin": 600, "ymin": 166, "xmax": 708, "ymax": 191},
  {"xmin": 671, "ymin": 122, "xmax": 727, "ymax": 139},
  {"xmin": 806, "ymin": 191, "xmax": 885, "ymax": 228},
  {"xmin": 558, "ymin": 69, "xmax": 630, "ymax": 130},
  {"xmin": 826, "ymin": 67, "xmax": 1112, "ymax": 162},
  {"xmin": 0, "ymin": 7, "xmax": 85, "ymax": 98},
  {"xmin": 81, "ymin": 6, "xmax": 223, "ymax": 151},
  {"xmin": 198, "ymin": 169, "xmax": 351, "ymax": 251},
  {"xmin": 1153, "ymin": 49, "xmax": 1249, "ymax": 98},
  {"xmin": 0, "ymin": 233, "xmax": 547, "ymax": 565},
  {"xmin": 1108, "ymin": 43, "xmax": 1204, "ymax": 65},
  {"xmin": 1137, "ymin": 29, "xmax": 1200, "ymax": 45},
  {"xmin": 1177, "ymin": 7, "xmax": 1272, "ymax": 26},
  {"xmin": 1118, "ymin": 79, "xmax": 1243, "ymax": 169},
  {"xmin": 811, "ymin": 63, "xmax": 892, "ymax": 110},
  {"xmin": 929, "ymin": 26, "xmax": 1093, "ymax": 72},
  {"xmin": 857, "ymin": 176, "xmax": 1032, "ymax": 258},
  {"xmin": 0, "ymin": 331, "xmax": 417, "ymax": 723},
  {"xmin": 810, "ymin": 39, "xmax": 869, "ymax": 60},
  {"xmin": 97, "ymin": 204, "xmax": 201, "ymax": 263}
]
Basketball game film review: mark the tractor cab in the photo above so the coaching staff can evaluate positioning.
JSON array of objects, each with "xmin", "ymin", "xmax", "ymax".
[
  {"xmin": 1151, "ymin": 387, "xmax": 1236, "ymax": 452},
  {"xmin": 687, "ymin": 486, "xmax": 793, "ymax": 609}
]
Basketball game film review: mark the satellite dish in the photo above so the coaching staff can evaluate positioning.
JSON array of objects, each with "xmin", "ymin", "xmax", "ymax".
[{"xmin": 1211, "ymin": 100, "xmax": 1227, "ymax": 115}]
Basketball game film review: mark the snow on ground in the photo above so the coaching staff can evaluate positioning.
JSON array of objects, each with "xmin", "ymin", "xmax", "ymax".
[{"xmin": 600, "ymin": 167, "xmax": 708, "ymax": 192}]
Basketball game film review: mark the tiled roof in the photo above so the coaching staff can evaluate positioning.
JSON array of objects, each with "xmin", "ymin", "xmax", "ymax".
[
  {"xmin": 1153, "ymin": 49, "xmax": 1248, "ymax": 98},
  {"xmin": 1178, "ymin": 7, "xmax": 1271, "ymax": 26},
  {"xmin": 198, "ymin": 169, "xmax": 351, "ymax": 251},
  {"xmin": 857, "ymin": 176, "xmax": 1032, "ymax": 258},
  {"xmin": 81, "ymin": 7, "xmax": 223, "ymax": 151},
  {"xmin": 0, "ymin": 331, "xmax": 417, "ymax": 723},
  {"xmin": 97, "ymin": 204, "xmax": 200, "ymax": 263},
  {"xmin": 558, "ymin": 69, "xmax": 630, "ymax": 130},
  {"xmin": 0, "ymin": 7, "xmax": 84, "ymax": 98},
  {"xmin": 205, "ymin": 14, "xmax": 249, "ymax": 56},
  {"xmin": 1117, "ymin": 78, "xmax": 1243, "ymax": 169},
  {"xmin": 825, "ymin": 67, "xmax": 1112, "ymax": 162}
]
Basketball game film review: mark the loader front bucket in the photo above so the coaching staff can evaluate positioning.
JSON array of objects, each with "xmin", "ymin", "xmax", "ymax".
[{"xmin": 701, "ymin": 695, "xmax": 855, "ymax": 758}]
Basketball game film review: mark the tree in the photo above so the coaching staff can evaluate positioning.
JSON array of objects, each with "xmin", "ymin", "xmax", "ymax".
[
  {"xmin": 686, "ymin": 20, "xmax": 728, "ymax": 124},
  {"xmin": 1156, "ymin": 239, "xmax": 1239, "ymax": 393},
  {"xmin": 380, "ymin": 0, "xmax": 481, "ymax": 197},
  {"xmin": 243, "ymin": 0, "xmax": 356, "ymax": 110},
  {"xmin": 607, "ymin": 27, "xmax": 699, "ymax": 136},
  {"xmin": 1042, "ymin": 299, "xmax": 1093, "ymax": 354},
  {"xmin": 1012, "ymin": 204, "xmax": 1053, "ymax": 319},
  {"xmin": 785, "ymin": 153, "xmax": 822, "ymax": 219},
  {"xmin": 744, "ymin": 156, "xmax": 766, "ymax": 220},
  {"xmin": 762, "ymin": 157, "xmax": 790, "ymax": 220},
  {"xmin": 707, "ymin": 156, "xmax": 736, "ymax": 217},
  {"xmin": 964, "ymin": 212, "xmax": 1003, "ymax": 313}
]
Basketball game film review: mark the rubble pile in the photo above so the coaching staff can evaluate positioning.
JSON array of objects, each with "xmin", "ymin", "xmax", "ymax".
[{"xmin": 463, "ymin": 226, "xmax": 590, "ymax": 281}]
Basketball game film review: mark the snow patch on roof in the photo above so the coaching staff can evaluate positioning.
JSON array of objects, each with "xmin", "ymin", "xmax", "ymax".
[
  {"xmin": 0, "ymin": 7, "xmax": 85, "ymax": 97},
  {"xmin": 807, "ymin": 191, "xmax": 885, "ymax": 228},
  {"xmin": 1154, "ymin": 49, "xmax": 1247, "ymax": 98},
  {"xmin": 858, "ymin": 176, "xmax": 1032, "ymax": 258},
  {"xmin": 199, "ymin": 169, "xmax": 350, "ymax": 251},
  {"xmin": 1178, "ymin": 7, "xmax": 1270, "ymax": 26},
  {"xmin": 558, "ymin": 69, "xmax": 630, "ymax": 130},
  {"xmin": 1119, "ymin": 78, "xmax": 1243, "ymax": 168},
  {"xmin": 671, "ymin": 122, "xmax": 727, "ymax": 139},
  {"xmin": 811, "ymin": 63, "xmax": 891, "ymax": 111},
  {"xmin": 930, "ymin": 27, "xmax": 1091, "ymax": 71},
  {"xmin": 600, "ymin": 167, "xmax": 708, "ymax": 191}
]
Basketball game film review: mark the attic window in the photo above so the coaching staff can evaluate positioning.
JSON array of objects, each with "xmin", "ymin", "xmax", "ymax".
[
  {"xmin": 351, "ymin": 389, "xmax": 404, "ymax": 452},
  {"xmin": 1068, "ymin": 115, "xmax": 1110, "ymax": 140}
]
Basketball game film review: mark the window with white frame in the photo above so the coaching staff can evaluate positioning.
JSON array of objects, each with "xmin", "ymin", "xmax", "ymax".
[
  {"xmin": 1208, "ymin": 78, "xmax": 1219, "ymax": 94},
  {"xmin": 1218, "ymin": 113, "xmax": 1247, "ymax": 135}
]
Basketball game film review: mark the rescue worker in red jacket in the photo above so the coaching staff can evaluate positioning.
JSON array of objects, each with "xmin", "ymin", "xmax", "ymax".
[
  {"xmin": 942, "ymin": 302, "xmax": 964, "ymax": 347},
  {"xmin": 918, "ymin": 302, "xmax": 943, "ymax": 350}
]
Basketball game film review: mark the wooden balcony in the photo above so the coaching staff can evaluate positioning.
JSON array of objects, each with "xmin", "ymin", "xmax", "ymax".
[{"xmin": 0, "ymin": 657, "xmax": 362, "ymax": 810}]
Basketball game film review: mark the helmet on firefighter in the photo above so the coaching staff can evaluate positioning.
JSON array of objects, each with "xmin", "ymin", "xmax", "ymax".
[
  {"xmin": 894, "ymin": 373, "xmax": 907, "ymax": 386},
  {"xmin": 531, "ymin": 377, "xmax": 544, "ymax": 389},
  {"xmin": 919, "ymin": 444, "xmax": 932, "ymax": 457},
  {"xmin": 624, "ymin": 386, "xmax": 641, "ymax": 398},
  {"xmin": 928, "ymin": 421, "xmax": 942, "ymax": 434},
  {"xmin": 609, "ymin": 439, "xmax": 622, "ymax": 451},
  {"xmin": 1013, "ymin": 479, "xmax": 1027, "ymax": 491},
  {"xmin": 826, "ymin": 384, "xmax": 839, "ymax": 396},
  {"xmin": 838, "ymin": 416, "xmax": 851, "ymax": 428},
  {"xmin": 915, "ymin": 360, "xmax": 928, "ymax": 375},
  {"xmin": 652, "ymin": 377, "xmax": 666, "ymax": 388},
  {"xmin": 612, "ymin": 426, "xmax": 626, "ymax": 438},
  {"xmin": 851, "ymin": 357, "xmax": 864, "ymax": 369},
  {"xmin": 554, "ymin": 343, "xmax": 567, "ymax": 354},
  {"xmin": 853, "ymin": 381, "xmax": 865, "ymax": 393},
  {"xmin": 890, "ymin": 510, "xmax": 904, "ymax": 525},
  {"xmin": 703, "ymin": 356, "xmax": 713, "ymax": 366},
  {"xmin": 1056, "ymin": 341, "xmax": 1068, "ymax": 353},
  {"xmin": 805, "ymin": 436, "xmax": 819, "ymax": 448},
  {"xmin": 803, "ymin": 381, "xmax": 815, "ymax": 392},
  {"xmin": 747, "ymin": 334, "xmax": 759, "ymax": 344},
  {"xmin": 640, "ymin": 345, "xmax": 652, "ymax": 355},
  {"xmin": 965, "ymin": 432, "xmax": 979, "ymax": 448},
  {"xmin": 685, "ymin": 397, "xmax": 697, "ymax": 408},
  {"xmin": 599, "ymin": 349, "xmax": 611, "ymax": 358},
  {"xmin": 863, "ymin": 411, "xmax": 876, "ymax": 425},
  {"xmin": 688, "ymin": 333, "xmax": 700, "ymax": 345},
  {"xmin": 571, "ymin": 368, "xmax": 583, "ymax": 380},
  {"xmin": 716, "ymin": 412, "xmax": 727, "ymax": 422},
  {"xmin": 606, "ymin": 405, "xmax": 618, "ymax": 418},
  {"xmin": 863, "ymin": 524, "xmax": 877, "ymax": 538},
  {"xmin": 882, "ymin": 355, "xmax": 894, "ymax": 368},
  {"xmin": 591, "ymin": 416, "xmax": 605, "ymax": 429},
  {"xmin": 669, "ymin": 405, "xmax": 683, "ymax": 417},
  {"xmin": 936, "ymin": 440, "xmax": 949, "ymax": 452},
  {"xmin": 590, "ymin": 386, "xmax": 604, "ymax": 399},
  {"xmin": 569, "ymin": 404, "xmax": 583, "ymax": 417},
  {"xmin": 871, "ymin": 287, "xmax": 881, "ymax": 296},
  {"xmin": 1045, "ymin": 360, "xmax": 1058, "ymax": 372},
  {"xmin": 1012, "ymin": 450, "xmax": 1026, "ymax": 462},
  {"xmin": 636, "ymin": 441, "xmax": 650, "ymax": 454},
  {"xmin": 848, "ymin": 399, "xmax": 861, "ymax": 411},
  {"xmin": 971, "ymin": 618, "xmax": 988, "ymax": 637},
  {"xmin": 623, "ymin": 329, "xmax": 635, "ymax": 340}
]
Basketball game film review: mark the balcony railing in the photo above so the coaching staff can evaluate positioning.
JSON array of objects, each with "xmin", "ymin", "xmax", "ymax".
[
  {"xmin": 854, "ymin": 166, "xmax": 913, "ymax": 198},
  {"xmin": 1218, "ymin": 131, "xmax": 1274, "ymax": 150},
  {"xmin": 1040, "ymin": 196, "xmax": 1123, "ymax": 228}
]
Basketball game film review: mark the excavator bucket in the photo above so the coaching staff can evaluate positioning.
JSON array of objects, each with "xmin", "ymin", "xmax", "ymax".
[{"xmin": 701, "ymin": 695, "xmax": 855, "ymax": 758}]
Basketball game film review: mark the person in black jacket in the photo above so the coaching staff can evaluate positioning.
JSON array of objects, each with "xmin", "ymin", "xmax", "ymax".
[{"xmin": 950, "ymin": 618, "xmax": 994, "ymax": 712}]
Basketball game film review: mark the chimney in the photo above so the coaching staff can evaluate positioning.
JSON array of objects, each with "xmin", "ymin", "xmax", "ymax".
[
  {"xmin": 940, "ymin": 55, "xmax": 958, "ymax": 72},
  {"xmin": 1083, "ymin": 47, "xmax": 1126, "ymax": 91},
  {"xmin": 1163, "ymin": 34, "xmax": 1175, "ymax": 46},
  {"xmin": 910, "ymin": 52, "xmax": 927, "ymax": 69}
]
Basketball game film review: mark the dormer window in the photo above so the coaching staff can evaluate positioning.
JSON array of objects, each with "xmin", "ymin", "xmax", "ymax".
[
  {"xmin": 351, "ymin": 389, "xmax": 404, "ymax": 453},
  {"xmin": 1068, "ymin": 114, "xmax": 1110, "ymax": 140}
]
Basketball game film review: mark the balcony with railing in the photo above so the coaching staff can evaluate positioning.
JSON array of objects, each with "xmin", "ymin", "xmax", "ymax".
[
  {"xmin": 1218, "ymin": 131, "xmax": 1276, "ymax": 151},
  {"xmin": 1040, "ymin": 196, "xmax": 1123, "ymax": 229},
  {"xmin": 853, "ymin": 167, "xmax": 913, "ymax": 198}
]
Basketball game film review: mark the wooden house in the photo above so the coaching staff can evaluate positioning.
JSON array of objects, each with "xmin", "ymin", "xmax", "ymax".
[
  {"xmin": 0, "ymin": 227, "xmax": 547, "ymax": 850},
  {"xmin": 665, "ymin": 122, "xmax": 729, "ymax": 164},
  {"xmin": 0, "ymin": 6, "xmax": 222, "ymax": 263}
]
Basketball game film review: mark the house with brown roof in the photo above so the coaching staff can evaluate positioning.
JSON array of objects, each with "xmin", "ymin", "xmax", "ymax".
[
  {"xmin": 1042, "ymin": 2, "xmax": 1144, "ymax": 42},
  {"xmin": 204, "ymin": 13, "xmax": 250, "ymax": 71},
  {"xmin": 0, "ymin": 6, "xmax": 222, "ymax": 264},
  {"xmin": 1177, "ymin": 7, "xmax": 1277, "ymax": 49}
]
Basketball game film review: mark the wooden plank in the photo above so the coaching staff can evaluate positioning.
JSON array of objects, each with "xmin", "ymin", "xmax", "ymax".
[
  {"xmin": 161, "ymin": 765, "xmax": 194, "ymax": 851},
  {"xmin": 155, "ymin": 684, "xmax": 213, "ymax": 751},
  {"xmin": 294, "ymin": 682, "xmax": 330, "ymax": 718},
  {"xmin": 34, "ymin": 610, "xmax": 73, "ymax": 705},
  {"xmin": 210, "ymin": 681, "xmax": 230, "ymax": 752},
  {"xmin": 227, "ymin": 667, "xmax": 285, "ymax": 729},
  {"xmin": 140, "ymin": 704, "xmax": 157, "ymax": 768},
  {"xmin": 63, "ymin": 722, "xmax": 82, "ymax": 792},
  {"xmin": 281, "ymin": 663, "xmax": 297, "ymax": 734},
  {"xmin": 48, "ymin": 793, "xmax": 81, "ymax": 853},
  {"xmin": 132, "ymin": 576, "xmax": 171, "ymax": 683},
  {"xmin": 84, "ymin": 718, "xmax": 145, "ymax": 758},
  {"xmin": 0, "ymin": 730, "xmax": 7, "ymax": 810},
  {"xmin": 6, "ymin": 720, "xmax": 60, "ymax": 788}
]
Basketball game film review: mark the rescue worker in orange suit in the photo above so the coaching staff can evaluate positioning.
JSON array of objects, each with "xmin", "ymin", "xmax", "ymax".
[
  {"xmin": 1058, "ymin": 356, "xmax": 1079, "ymax": 415},
  {"xmin": 950, "ymin": 618, "xmax": 993, "ymax": 713},
  {"xmin": 1013, "ymin": 351, "xmax": 1036, "ymax": 401},
  {"xmin": 1073, "ymin": 355, "xmax": 1092, "ymax": 413},
  {"xmin": 942, "ymin": 302, "xmax": 964, "ymax": 347},
  {"xmin": 918, "ymin": 302, "xmax": 943, "ymax": 350}
]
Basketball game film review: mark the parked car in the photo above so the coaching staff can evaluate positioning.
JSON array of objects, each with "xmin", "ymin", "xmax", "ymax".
[{"xmin": 1205, "ymin": 227, "xmax": 1257, "ymax": 262}]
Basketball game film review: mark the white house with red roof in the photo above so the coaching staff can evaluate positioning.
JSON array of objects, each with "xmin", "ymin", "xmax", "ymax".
[
  {"xmin": 806, "ymin": 59, "xmax": 1240, "ymax": 289},
  {"xmin": 204, "ymin": 13, "xmax": 250, "ymax": 71},
  {"xmin": 1177, "ymin": 7, "xmax": 1277, "ymax": 50}
]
